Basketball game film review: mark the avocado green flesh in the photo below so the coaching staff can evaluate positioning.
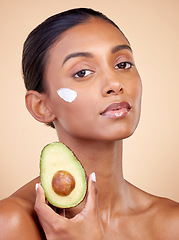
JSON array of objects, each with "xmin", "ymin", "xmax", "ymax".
[{"xmin": 40, "ymin": 142, "xmax": 87, "ymax": 208}]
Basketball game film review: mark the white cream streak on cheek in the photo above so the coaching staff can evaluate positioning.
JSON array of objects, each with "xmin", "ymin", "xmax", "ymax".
[{"xmin": 57, "ymin": 88, "xmax": 77, "ymax": 103}]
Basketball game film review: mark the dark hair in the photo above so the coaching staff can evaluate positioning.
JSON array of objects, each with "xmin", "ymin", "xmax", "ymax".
[{"xmin": 22, "ymin": 8, "xmax": 127, "ymax": 128}]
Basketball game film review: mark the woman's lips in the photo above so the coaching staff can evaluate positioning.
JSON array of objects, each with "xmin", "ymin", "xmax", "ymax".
[{"xmin": 100, "ymin": 101, "xmax": 131, "ymax": 118}]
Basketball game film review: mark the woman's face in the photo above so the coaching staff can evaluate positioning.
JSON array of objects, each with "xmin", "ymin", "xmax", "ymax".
[{"xmin": 44, "ymin": 18, "xmax": 142, "ymax": 141}]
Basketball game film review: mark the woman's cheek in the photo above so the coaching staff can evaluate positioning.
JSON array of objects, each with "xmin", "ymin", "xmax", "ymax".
[{"xmin": 57, "ymin": 88, "xmax": 77, "ymax": 103}]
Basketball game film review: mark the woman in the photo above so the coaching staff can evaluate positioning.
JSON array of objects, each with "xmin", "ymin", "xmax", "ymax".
[{"xmin": 0, "ymin": 8, "xmax": 178, "ymax": 239}]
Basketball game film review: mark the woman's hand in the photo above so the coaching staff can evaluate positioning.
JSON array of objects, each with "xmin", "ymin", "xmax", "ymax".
[{"xmin": 34, "ymin": 173, "xmax": 104, "ymax": 240}]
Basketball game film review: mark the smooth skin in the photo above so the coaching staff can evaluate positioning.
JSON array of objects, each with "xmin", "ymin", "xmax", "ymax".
[{"xmin": 0, "ymin": 18, "xmax": 179, "ymax": 239}]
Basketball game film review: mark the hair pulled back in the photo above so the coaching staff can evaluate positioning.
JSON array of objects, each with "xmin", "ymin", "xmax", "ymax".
[{"xmin": 22, "ymin": 8, "xmax": 123, "ymax": 128}]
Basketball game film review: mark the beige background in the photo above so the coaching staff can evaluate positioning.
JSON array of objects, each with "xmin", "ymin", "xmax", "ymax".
[{"xmin": 0, "ymin": 0, "xmax": 178, "ymax": 201}]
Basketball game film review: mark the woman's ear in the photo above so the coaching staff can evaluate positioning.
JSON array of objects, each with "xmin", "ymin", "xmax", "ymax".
[{"xmin": 25, "ymin": 90, "xmax": 56, "ymax": 124}]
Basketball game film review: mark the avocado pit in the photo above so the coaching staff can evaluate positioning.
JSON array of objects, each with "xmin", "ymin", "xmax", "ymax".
[{"xmin": 52, "ymin": 170, "xmax": 76, "ymax": 196}]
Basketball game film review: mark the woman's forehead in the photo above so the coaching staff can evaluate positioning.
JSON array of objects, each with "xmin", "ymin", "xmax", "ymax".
[
  {"xmin": 49, "ymin": 19, "xmax": 129, "ymax": 61},
  {"xmin": 62, "ymin": 19, "xmax": 127, "ymax": 44}
]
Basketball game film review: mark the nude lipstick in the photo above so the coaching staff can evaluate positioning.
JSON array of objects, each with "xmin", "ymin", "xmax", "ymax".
[{"xmin": 100, "ymin": 101, "xmax": 131, "ymax": 118}]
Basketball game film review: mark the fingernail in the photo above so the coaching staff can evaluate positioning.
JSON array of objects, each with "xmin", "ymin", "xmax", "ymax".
[
  {"xmin": 35, "ymin": 183, "xmax": 39, "ymax": 191},
  {"xmin": 91, "ymin": 172, "xmax": 96, "ymax": 182}
]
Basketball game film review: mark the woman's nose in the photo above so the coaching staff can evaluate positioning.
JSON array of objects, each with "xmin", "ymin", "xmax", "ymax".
[{"xmin": 101, "ymin": 71, "xmax": 124, "ymax": 97}]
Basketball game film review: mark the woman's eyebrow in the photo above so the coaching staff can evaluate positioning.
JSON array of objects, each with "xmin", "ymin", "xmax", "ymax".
[
  {"xmin": 62, "ymin": 52, "xmax": 93, "ymax": 65},
  {"xmin": 62, "ymin": 45, "xmax": 132, "ymax": 66},
  {"xmin": 111, "ymin": 44, "xmax": 132, "ymax": 54}
]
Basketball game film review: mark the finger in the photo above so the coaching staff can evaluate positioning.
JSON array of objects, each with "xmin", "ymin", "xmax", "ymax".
[
  {"xmin": 83, "ymin": 172, "xmax": 99, "ymax": 215},
  {"xmin": 35, "ymin": 183, "xmax": 45, "ymax": 206}
]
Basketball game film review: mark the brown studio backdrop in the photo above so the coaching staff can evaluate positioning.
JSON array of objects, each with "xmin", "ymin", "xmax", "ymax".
[{"xmin": 0, "ymin": 0, "xmax": 179, "ymax": 201}]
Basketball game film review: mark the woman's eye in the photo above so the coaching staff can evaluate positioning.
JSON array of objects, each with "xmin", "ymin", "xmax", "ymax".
[
  {"xmin": 74, "ymin": 69, "xmax": 92, "ymax": 78},
  {"xmin": 115, "ymin": 62, "xmax": 134, "ymax": 70}
]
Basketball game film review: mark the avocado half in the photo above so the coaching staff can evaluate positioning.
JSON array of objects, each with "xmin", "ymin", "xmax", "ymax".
[{"xmin": 40, "ymin": 142, "xmax": 87, "ymax": 208}]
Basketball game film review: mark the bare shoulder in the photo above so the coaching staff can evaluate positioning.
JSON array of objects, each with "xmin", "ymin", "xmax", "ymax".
[
  {"xmin": 152, "ymin": 196, "xmax": 179, "ymax": 239},
  {"xmin": 0, "ymin": 177, "xmax": 45, "ymax": 240}
]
